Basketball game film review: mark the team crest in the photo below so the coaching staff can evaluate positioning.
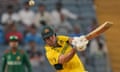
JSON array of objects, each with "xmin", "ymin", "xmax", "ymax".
[
  {"xmin": 16, "ymin": 56, "xmax": 20, "ymax": 61},
  {"xmin": 60, "ymin": 40, "xmax": 63, "ymax": 44},
  {"xmin": 44, "ymin": 29, "xmax": 49, "ymax": 33}
]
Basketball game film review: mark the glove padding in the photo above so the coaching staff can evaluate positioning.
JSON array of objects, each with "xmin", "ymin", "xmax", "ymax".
[{"xmin": 72, "ymin": 36, "xmax": 89, "ymax": 51}]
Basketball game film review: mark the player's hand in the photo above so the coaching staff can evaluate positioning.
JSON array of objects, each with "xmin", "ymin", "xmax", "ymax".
[{"xmin": 72, "ymin": 36, "xmax": 89, "ymax": 51}]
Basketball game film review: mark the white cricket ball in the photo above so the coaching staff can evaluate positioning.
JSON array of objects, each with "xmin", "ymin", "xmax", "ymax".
[{"xmin": 29, "ymin": 0, "xmax": 35, "ymax": 6}]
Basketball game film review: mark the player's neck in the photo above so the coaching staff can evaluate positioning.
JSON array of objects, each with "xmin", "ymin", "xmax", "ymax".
[
  {"xmin": 53, "ymin": 42, "xmax": 61, "ymax": 47},
  {"xmin": 11, "ymin": 48, "xmax": 17, "ymax": 54}
]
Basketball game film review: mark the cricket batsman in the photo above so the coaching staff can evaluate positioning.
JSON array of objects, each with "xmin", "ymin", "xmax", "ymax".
[
  {"xmin": 1, "ymin": 35, "xmax": 32, "ymax": 72},
  {"xmin": 41, "ymin": 26, "xmax": 89, "ymax": 72}
]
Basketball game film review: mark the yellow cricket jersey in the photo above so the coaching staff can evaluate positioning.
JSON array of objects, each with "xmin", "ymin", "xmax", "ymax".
[{"xmin": 45, "ymin": 35, "xmax": 86, "ymax": 72}]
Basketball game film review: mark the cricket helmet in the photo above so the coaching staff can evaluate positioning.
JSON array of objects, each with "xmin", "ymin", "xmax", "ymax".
[{"xmin": 41, "ymin": 26, "xmax": 55, "ymax": 39}]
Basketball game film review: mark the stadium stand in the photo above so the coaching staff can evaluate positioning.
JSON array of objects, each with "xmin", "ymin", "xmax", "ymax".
[{"xmin": 0, "ymin": 0, "xmax": 111, "ymax": 72}]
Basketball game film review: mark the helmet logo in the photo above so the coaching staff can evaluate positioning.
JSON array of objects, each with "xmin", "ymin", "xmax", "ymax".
[{"xmin": 44, "ymin": 29, "xmax": 50, "ymax": 33}]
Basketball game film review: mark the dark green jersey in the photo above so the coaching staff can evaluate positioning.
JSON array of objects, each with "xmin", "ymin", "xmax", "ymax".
[{"xmin": 1, "ymin": 49, "xmax": 32, "ymax": 72}]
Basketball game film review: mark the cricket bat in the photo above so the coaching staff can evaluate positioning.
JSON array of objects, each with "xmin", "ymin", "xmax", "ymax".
[{"xmin": 85, "ymin": 21, "xmax": 113, "ymax": 40}]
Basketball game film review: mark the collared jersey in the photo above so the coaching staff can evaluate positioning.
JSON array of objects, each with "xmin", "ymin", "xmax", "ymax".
[
  {"xmin": 45, "ymin": 35, "xmax": 86, "ymax": 72},
  {"xmin": 1, "ymin": 49, "xmax": 32, "ymax": 72}
]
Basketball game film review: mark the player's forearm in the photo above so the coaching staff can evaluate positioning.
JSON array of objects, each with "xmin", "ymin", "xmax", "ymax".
[
  {"xmin": 58, "ymin": 48, "xmax": 76, "ymax": 64},
  {"xmin": 26, "ymin": 61, "xmax": 32, "ymax": 72},
  {"xmin": 24, "ymin": 53, "xmax": 32, "ymax": 72},
  {"xmin": 26, "ymin": 59, "xmax": 32, "ymax": 72},
  {"xmin": 28, "ymin": 66, "xmax": 32, "ymax": 72}
]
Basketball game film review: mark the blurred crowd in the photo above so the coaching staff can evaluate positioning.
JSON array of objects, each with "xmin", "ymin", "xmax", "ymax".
[{"xmin": 0, "ymin": 0, "xmax": 110, "ymax": 72}]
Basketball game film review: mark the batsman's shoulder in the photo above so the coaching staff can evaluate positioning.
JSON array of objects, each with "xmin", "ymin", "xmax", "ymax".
[
  {"xmin": 57, "ymin": 35, "xmax": 69, "ymax": 40},
  {"xmin": 57, "ymin": 35, "xmax": 69, "ymax": 38}
]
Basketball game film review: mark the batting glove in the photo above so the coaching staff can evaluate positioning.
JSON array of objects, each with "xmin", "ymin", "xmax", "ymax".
[{"xmin": 72, "ymin": 35, "xmax": 89, "ymax": 51}]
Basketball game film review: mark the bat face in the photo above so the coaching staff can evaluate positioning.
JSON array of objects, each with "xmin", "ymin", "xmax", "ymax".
[{"xmin": 86, "ymin": 21, "xmax": 113, "ymax": 40}]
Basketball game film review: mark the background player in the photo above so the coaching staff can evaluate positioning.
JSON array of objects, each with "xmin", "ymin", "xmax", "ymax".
[{"xmin": 1, "ymin": 35, "xmax": 32, "ymax": 72}]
